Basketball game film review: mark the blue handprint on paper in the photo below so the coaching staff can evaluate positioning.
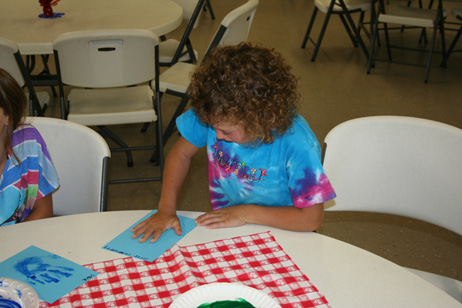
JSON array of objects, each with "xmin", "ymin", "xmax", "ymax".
[
  {"xmin": 14, "ymin": 255, "xmax": 74, "ymax": 286},
  {"xmin": 0, "ymin": 246, "xmax": 99, "ymax": 304}
]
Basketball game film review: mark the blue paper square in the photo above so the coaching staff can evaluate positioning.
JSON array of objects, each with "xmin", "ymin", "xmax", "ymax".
[
  {"xmin": 102, "ymin": 210, "xmax": 197, "ymax": 262},
  {"xmin": 0, "ymin": 246, "xmax": 99, "ymax": 304}
]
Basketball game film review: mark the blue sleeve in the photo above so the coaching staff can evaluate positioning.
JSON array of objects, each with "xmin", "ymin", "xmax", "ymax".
[
  {"xmin": 36, "ymin": 131, "xmax": 60, "ymax": 198},
  {"xmin": 176, "ymin": 109, "xmax": 209, "ymax": 148},
  {"xmin": 286, "ymin": 116, "xmax": 336, "ymax": 207}
]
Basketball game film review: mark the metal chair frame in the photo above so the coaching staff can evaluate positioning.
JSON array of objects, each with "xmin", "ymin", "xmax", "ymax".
[
  {"xmin": 301, "ymin": 0, "xmax": 373, "ymax": 61},
  {"xmin": 367, "ymin": 0, "xmax": 447, "ymax": 82}
]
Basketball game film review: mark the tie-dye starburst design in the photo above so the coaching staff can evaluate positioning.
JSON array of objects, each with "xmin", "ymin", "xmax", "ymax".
[{"xmin": 176, "ymin": 110, "xmax": 336, "ymax": 211}]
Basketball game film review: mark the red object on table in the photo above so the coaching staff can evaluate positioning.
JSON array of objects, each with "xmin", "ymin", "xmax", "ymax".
[
  {"xmin": 39, "ymin": 0, "xmax": 60, "ymax": 17},
  {"xmin": 40, "ymin": 232, "xmax": 330, "ymax": 308}
]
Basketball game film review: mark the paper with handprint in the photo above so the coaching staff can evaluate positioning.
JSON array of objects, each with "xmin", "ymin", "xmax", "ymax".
[{"xmin": 0, "ymin": 245, "xmax": 98, "ymax": 303}]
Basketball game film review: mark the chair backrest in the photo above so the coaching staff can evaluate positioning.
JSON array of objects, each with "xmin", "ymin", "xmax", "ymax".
[
  {"xmin": 203, "ymin": 0, "xmax": 259, "ymax": 61},
  {"xmin": 0, "ymin": 37, "xmax": 44, "ymax": 116},
  {"xmin": 322, "ymin": 116, "xmax": 462, "ymax": 235},
  {"xmin": 0, "ymin": 38, "xmax": 25, "ymax": 86},
  {"xmin": 52, "ymin": 29, "xmax": 159, "ymax": 88},
  {"xmin": 27, "ymin": 117, "xmax": 111, "ymax": 216}
]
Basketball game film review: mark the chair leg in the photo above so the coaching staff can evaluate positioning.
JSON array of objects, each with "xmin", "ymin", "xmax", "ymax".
[
  {"xmin": 141, "ymin": 122, "xmax": 150, "ymax": 132},
  {"xmin": 301, "ymin": 7, "xmax": 319, "ymax": 48},
  {"xmin": 339, "ymin": 0, "xmax": 369, "ymax": 59},
  {"xmin": 367, "ymin": 16, "xmax": 380, "ymax": 73},
  {"xmin": 185, "ymin": 39, "xmax": 197, "ymax": 63},
  {"xmin": 26, "ymin": 55, "xmax": 35, "ymax": 74},
  {"xmin": 60, "ymin": 96, "xmax": 67, "ymax": 120},
  {"xmin": 369, "ymin": 5, "xmax": 381, "ymax": 47},
  {"xmin": 444, "ymin": 25, "xmax": 462, "ymax": 63},
  {"xmin": 439, "ymin": 15, "xmax": 447, "ymax": 68},
  {"xmin": 357, "ymin": 11, "xmax": 365, "ymax": 38},
  {"xmin": 424, "ymin": 23, "xmax": 439, "ymax": 83},
  {"xmin": 339, "ymin": 14, "xmax": 358, "ymax": 47},
  {"xmin": 40, "ymin": 55, "xmax": 57, "ymax": 97},
  {"xmin": 156, "ymin": 115, "xmax": 165, "ymax": 173},
  {"xmin": 162, "ymin": 94, "xmax": 190, "ymax": 146},
  {"xmin": 383, "ymin": 23, "xmax": 392, "ymax": 60},
  {"xmin": 98, "ymin": 126, "xmax": 134, "ymax": 167},
  {"xmin": 311, "ymin": 5, "xmax": 335, "ymax": 61},
  {"xmin": 150, "ymin": 93, "xmax": 165, "ymax": 174},
  {"xmin": 400, "ymin": 1, "xmax": 412, "ymax": 33},
  {"xmin": 204, "ymin": 0, "xmax": 215, "ymax": 20},
  {"xmin": 419, "ymin": 29, "xmax": 428, "ymax": 44}
]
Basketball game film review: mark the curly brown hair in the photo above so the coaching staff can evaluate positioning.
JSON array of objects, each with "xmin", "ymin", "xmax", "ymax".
[
  {"xmin": 0, "ymin": 68, "xmax": 27, "ymax": 161},
  {"xmin": 188, "ymin": 43, "xmax": 299, "ymax": 144}
]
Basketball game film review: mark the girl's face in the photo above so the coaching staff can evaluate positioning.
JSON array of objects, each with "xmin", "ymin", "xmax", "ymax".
[{"xmin": 213, "ymin": 122, "xmax": 247, "ymax": 144}]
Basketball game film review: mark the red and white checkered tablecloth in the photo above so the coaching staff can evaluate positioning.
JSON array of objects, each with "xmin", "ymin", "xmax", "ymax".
[{"xmin": 40, "ymin": 232, "xmax": 330, "ymax": 308}]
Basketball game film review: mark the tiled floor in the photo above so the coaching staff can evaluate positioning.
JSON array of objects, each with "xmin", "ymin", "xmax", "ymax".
[{"xmin": 40, "ymin": 0, "xmax": 461, "ymax": 281}]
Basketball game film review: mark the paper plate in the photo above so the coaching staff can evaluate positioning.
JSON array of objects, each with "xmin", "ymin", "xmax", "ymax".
[
  {"xmin": 170, "ymin": 282, "xmax": 281, "ymax": 308},
  {"xmin": 0, "ymin": 277, "xmax": 39, "ymax": 308}
]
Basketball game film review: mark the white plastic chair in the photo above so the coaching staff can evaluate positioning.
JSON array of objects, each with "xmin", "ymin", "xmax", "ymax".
[
  {"xmin": 159, "ymin": 0, "xmax": 205, "ymax": 66},
  {"xmin": 27, "ymin": 117, "xmax": 111, "ymax": 216},
  {"xmin": 0, "ymin": 37, "xmax": 49, "ymax": 116},
  {"xmin": 154, "ymin": 0, "xmax": 259, "ymax": 144},
  {"xmin": 367, "ymin": 0, "xmax": 447, "ymax": 82},
  {"xmin": 301, "ymin": 0, "xmax": 373, "ymax": 61},
  {"xmin": 322, "ymin": 116, "xmax": 462, "ymax": 302},
  {"xmin": 52, "ymin": 29, "xmax": 164, "ymax": 183}
]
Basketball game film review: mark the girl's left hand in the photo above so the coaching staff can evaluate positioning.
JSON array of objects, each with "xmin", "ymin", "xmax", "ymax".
[{"xmin": 195, "ymin": 206, "xmax": 247, "ymax": 229}]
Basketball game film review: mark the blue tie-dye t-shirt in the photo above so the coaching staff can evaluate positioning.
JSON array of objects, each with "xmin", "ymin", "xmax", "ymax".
[{"xmin": 177, "ymin": 110, "xmax": 336, "ymax": 210}]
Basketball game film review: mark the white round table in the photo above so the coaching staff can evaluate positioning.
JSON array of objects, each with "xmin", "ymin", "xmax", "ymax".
[
  {"xmin": 0, "ymin": 0, "xmax": 183, "ymax": 55},
  {"xmin": 1, "ymin": 210, "xmax": 460, "ymax": 307}
]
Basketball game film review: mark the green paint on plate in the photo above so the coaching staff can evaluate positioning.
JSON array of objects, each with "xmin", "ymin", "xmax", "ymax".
[{"xmin": 197, "ymin": 298, "xmax": 256, "ymax": 308}]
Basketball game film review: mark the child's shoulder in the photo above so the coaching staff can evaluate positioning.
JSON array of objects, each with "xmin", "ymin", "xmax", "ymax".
[
  {"xmin": 289, "ymin": 114, "xmax": 316, "ymax": 137},
  {"xmin": 12, "ymin": 124, "xmax": 45, "ymax": 146},
  {"xmin": 280, "ymin": 114, "xmax": 319, "ymax": 149}
]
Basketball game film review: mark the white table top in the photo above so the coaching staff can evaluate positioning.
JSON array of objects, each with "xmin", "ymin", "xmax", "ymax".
[
  {"xmin": 0, "ymin": 0, "xmax": 183, "ymax": 55},
  {"xmin": 0, "ymin": 210, "xmax": 460, "ymax": 307}
]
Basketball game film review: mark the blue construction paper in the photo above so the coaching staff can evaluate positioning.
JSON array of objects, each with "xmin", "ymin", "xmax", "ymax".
[
  {"xmin": 102, "ymin": 210, "xmax": 197, "ymax": 262},
  {"xmin": 0, "ymin": 246, "xmax": 98, "ymax": 304}
]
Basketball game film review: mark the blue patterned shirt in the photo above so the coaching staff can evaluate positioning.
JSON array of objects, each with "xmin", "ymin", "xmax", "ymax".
[{"xmin": 177, "ymin": 110, "xmax": 336, "ymax": 210}]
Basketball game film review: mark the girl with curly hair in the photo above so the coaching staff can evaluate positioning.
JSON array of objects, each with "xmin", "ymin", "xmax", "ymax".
[{"xmin": 132, "ymin": 43, "xmax": 336, "ymax": 243}]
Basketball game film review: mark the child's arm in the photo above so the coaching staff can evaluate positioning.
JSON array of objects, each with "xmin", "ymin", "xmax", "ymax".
[
  {"xmin": 131, "ymin": 137, "xmax": 201, "ymax": 243},
  {"xmin": 195, "ymin": 203, "xmax": 324, "ymax": 232},
  {"xmin": 23, "ymin": 194, "xmax": 53, "ymax": 222}
]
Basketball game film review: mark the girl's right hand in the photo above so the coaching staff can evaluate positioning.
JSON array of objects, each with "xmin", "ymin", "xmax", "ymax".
[{"xmin": 131, "ymin": 211, "xmax": 182, "ymax": 243}]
